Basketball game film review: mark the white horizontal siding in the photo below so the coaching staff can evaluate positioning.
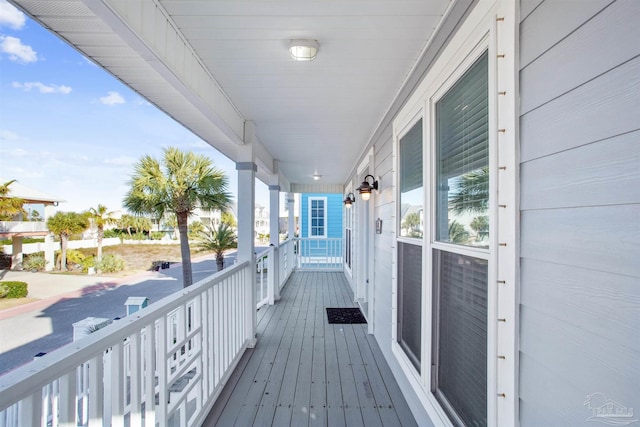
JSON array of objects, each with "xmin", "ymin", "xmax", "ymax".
[
  {"xmin": 519, "ymin": 1, "xmax": 640, "ymax": 426},
  {"xmin": 520, "ymin": 55, "xmax": 640, "ymax": 162},
  {"xmin": 520, "ymin": 0, "xmax": 639, "ymax": 113},
  {"xmin": 520, "ymin": 130, "xmax": 640, "ymax": 210}
]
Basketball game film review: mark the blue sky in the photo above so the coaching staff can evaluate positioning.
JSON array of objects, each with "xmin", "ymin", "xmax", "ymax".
[{"xmin": 0, "ymin": 1, "xmax": 269, "ymax": 214}]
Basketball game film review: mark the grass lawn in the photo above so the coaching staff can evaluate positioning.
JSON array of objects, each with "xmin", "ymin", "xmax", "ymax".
[{"xmin": 74, "ymin": 243, "xmax": 215, "ymax": 276}]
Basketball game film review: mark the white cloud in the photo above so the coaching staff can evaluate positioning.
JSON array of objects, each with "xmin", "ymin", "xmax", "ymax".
[
  {"xmin": 0, "ymin": 129, "xmax": 20, "ymax": 141},
  {"xmin": 99, "ymin": 91, "xmax": 125, "ymax": 106},
  {"xmin": 0, "ymin": 35, "xmax": 37, "ymax": 63},
  {"xmin": 0, "ymin": 1, "xmax": 25, "ymax": 30},
  {"xmin": 12, "ymin": 81, "xmax": 72, "ymax": 94},
  {"xmin": 104, "ymin": 156, "xmax": 136, "ymax": 166}
]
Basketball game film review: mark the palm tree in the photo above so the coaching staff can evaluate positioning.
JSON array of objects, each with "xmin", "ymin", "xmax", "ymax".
[
  {"xmin": 118, "ymin": 214, "xmax": 135, "ymax": 237},
  {"xmin": 221, "ymin": 211, "xmax": 237, "ymax": 228},
  {"xmin": 0, "ymin": 180, "xmax": 27, "ymax": 221},
  {"xmin": 448, "ymin": 220, "xmax": 470, "ymax": 244},
  {"xmin": 401, "ymin": 212, "xmax": 422, "ymax": 237},
  {"xmin": 87, "ymin": 204, "xmax": 116, "ymax": 261},
  {"xmin": 46, "ymin": 211, "xmax": 90, "ymax": 271},
  {"xmin": 194, "ymin": 223, "xmax": 237, "ymax": 271},
  {"xmin": 123, "ymin": 147, "xmax": 231, "ymax": 287},
  {"xmin": 448, "ymin": 167, "xmax": 489, "ymax": 215}
]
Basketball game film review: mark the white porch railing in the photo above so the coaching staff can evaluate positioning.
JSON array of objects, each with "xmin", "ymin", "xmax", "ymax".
[
  {"xmin": 255, "ymin": 248, "xmax": 271, "ymax": 309},
  {"xmin": 295, "ymin": 238, "xmax": 344, "ymax": 270},
  {"xmin": 0, "ymin": 221, "xmax": 48, "ymax": 234},
  {"xmin": 0, "ymin": 261, "xmax": 254, "ymax": 427},
  {"xmin": 255, "ymin": 239, "xmax": 297, "ymax": 309},
  {"xmin": 278, "ymin": 239, "xmax": 295, "ymax": 292}
]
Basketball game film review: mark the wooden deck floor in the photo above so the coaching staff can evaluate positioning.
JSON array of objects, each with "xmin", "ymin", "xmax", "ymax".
[{"xmin": 203, "ymin": 271, "xmax": 417, "ymax": 427}]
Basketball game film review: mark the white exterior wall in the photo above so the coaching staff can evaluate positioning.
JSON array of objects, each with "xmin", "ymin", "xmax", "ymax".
[{"xmin": 518, "ymin": 0, "xmax": 640, "ymax": 425}]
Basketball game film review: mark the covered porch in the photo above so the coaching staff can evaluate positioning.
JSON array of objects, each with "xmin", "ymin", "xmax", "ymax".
[
  {"xmin": 205, "ymin": 271, "xmax": 415, "ymax": 427},
  {"xmin": 0, "ymin": 258, "xmax": 414, "ymax": 426}
]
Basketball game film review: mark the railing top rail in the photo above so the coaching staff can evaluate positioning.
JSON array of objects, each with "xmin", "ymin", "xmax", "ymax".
[
  {"xmin": 0, "ymin": 260, "xmax": 251, "ymax": 409},
  {"xmin": 278, "ymin": 238, "xmax": 293, "ymax": 247},
  {"xmin": 256, "ymin": 247, "xmax": 273, "ymax": 258}
]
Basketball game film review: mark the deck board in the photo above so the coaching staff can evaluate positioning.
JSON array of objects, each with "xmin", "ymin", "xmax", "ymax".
[{"xmin": 203, "ymin": 271, "xmax": 417, "ymax": 427}]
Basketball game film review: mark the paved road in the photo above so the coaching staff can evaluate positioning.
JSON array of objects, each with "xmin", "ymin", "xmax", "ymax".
[{"xmin": 0, "ymin": 250, "xmax": 243, "ymax": 375}]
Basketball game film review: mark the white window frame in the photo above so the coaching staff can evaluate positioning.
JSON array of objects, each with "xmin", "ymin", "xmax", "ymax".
[
  {"xmin": 390, "ymin": 1, "xmax": 519, "ymax": 426},
  {"xmin": 307, "ymin": 196, "xmax": 327, "ymax": 238}
]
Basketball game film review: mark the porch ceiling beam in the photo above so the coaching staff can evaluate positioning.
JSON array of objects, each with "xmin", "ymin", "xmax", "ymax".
[{"xmin": 83, "ymin": 0, "xmax": 245, "ymax": 145}]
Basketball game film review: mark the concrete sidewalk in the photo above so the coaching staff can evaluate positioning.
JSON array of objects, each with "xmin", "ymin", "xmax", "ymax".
[{"xmin": 0, "ymin": 267, "xmax": 175, "ymax": 321}]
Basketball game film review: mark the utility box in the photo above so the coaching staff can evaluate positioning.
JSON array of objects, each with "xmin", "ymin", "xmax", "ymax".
[
  {"xmin": 72, "ymin": 317, "xmax": 112, "ymax": 341},
  {"xmin": 125, "ymin": 297, "xmax": 150, "ymax": 316}
]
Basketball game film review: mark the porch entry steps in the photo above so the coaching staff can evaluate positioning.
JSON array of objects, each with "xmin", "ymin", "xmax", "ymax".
[
  {"xmin": 203, "ymin": 271, "xmax": 417, "ymax": 427},
  {"xmin": 326, "ymin": 307, "xmax": 368, "ymax": 324}
]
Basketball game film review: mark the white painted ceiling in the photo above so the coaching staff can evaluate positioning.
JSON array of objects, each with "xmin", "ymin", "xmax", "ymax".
[{"xmin": 11, "ymin": 0, "xmax": 451, "ymax": 190}]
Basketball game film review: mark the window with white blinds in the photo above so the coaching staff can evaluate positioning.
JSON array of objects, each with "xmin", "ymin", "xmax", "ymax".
[
  {"xmin": 400, "ymin": 119, "xmax": 424, "ymax": 238},
  {"xmin": 435, "ymin": 52, "xmax": 489, "ymax": 248},
  {"xmin": 431, "ymin": 51, "xmax": 489, "ymax": 427}
]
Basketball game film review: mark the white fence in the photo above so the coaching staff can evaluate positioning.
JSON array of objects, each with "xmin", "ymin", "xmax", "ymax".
[
  {"xmin": 1, "ymin": 238, "xmax": 123, "ymax": 255},
  {"xmin": 0, "ymin": 261, "xmax": 254, "ymax": 427},
  {"xmin": 0, "ymin": 222, "xmax": 48, "ymax": 234}
]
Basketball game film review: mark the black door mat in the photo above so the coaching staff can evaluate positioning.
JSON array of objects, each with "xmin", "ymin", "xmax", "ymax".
[{"xmin": 326, "ymin": 307, "xmax": 367, "ymax": 324}]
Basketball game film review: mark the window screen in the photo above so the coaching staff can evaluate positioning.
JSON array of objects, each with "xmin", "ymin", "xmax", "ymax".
[
  {"xmin": 432, "ymin": 250, "xmax": 488, "ymax": 426},
  {"xmin": 397, "ymin": 241, "xmax": 422, "ymax": 372}
]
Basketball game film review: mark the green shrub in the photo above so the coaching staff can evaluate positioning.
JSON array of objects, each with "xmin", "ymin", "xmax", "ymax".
[
  {"xmin": 96, "ymin": 254, "xmax": 124, "ymax": 273},
  {"xmin": 0, "ymin": 284, "xmax": 9, "ymax": 298},
  {"xmin": 126, "ymin": 233, "xmax": 147, "ymax": 241},
  {"xmin": 150, "ymin": 231, "xmax": 165, "ymax": 240},
  {"xmin": 55, "ymin": 249, "xmax": 86, "ymax": 269},
  {"xmin": 104, "ymin": 229, "xmax": 123, "ymax": 239},
  {"xmin": 0, "ymin": 281, "xmax": 28, "ymax": 298},
  {"xmin": 81, "ymin": 256, "xmax": 96, "ymax": 273},
  {"xmin": 23, "ymin": 253, "xmax": 46, "ymax": 271}
]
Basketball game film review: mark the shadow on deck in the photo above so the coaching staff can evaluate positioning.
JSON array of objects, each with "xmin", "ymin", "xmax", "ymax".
[{"xmin": 203, "ymin": 271, "xmax": 417, "ymax": 427}]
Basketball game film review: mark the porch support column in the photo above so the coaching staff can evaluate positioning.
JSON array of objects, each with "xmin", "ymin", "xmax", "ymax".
[
  {"xmin": 268, "ymin": 173, "xmax": 281, "ymax": 303},
  {"xmin": 11, "ymin": 236, "xmax": 23, "ymax": 270},
  {"xmin": 237, "ymin": 121, "xmax": 257, "ymax": 347}
]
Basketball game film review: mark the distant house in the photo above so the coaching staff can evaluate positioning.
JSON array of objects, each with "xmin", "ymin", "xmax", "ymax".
[
  {"xmin": 300, "ymin": 193, "xmax": 343, "ymax": 240},
  {"xmin": 299, "ymin": 193, "xmax": 343, "ymax": 263}
]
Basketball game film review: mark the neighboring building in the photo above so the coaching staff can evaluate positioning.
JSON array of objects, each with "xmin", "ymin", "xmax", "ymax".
[
  {"xmin": 299, "ymin": 193, "xmax": 343, "ymax": 263},
  {"xmin": 254, "ymin": 204, "xmax": 269, "ymax": 241},
  {"xmin": 0, "ymin": 179, "xmax": 64, "ymax": 270}
]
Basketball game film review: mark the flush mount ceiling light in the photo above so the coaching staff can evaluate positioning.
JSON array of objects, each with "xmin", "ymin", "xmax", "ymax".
[{"xmin": 289, "ymin": 39, "xmax": 319, "ymax": 61}]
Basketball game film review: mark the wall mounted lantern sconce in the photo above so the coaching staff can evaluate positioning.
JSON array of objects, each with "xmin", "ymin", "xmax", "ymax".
[
  {"xmin": 343, "ymin": 193, "xmax": 356, "ymax": 208},
  {"xmin": 357, "ymin": 175, "xmax": 379, "ymax": 201}
]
